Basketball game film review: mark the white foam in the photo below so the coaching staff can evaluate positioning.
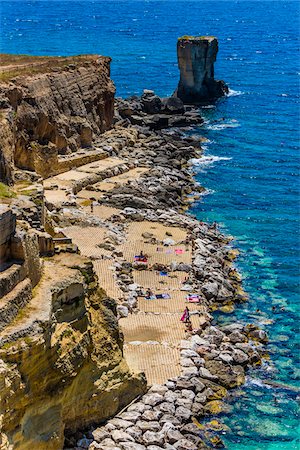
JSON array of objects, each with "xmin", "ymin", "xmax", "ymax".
[
  {"xmin": 201, "ymin": 188, "xmax": 215, "ymax": 196},
  {"xmin": 245, "ymin": 376, "xmax": 272, "ymax": 389},
  {"xmin": 206, "ymin": 120, "xmax": 240, "ymax": 131},
  {"xmin": 227, "ymin": 88, "xmax": 245, "ymax": 97},
  {"xmin": 191, "ymin": 155, "xmax": 232, "ymax": 166}
]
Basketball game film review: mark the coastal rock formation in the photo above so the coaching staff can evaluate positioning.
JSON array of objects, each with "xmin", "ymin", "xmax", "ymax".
[
  {"xmin": 175, "ymin": 36, "xmax": 228, "ymax": 104},
  {"xmin": 0, "ymin": 229, "xmax": 146, "ymax": 449},
  {"xmin": 0, "ymin": 51, "xmax": 267, "ymax": 450},
  {"xmin": 0, "ymin": 55, "xmax": 115, "ymax": 182}
]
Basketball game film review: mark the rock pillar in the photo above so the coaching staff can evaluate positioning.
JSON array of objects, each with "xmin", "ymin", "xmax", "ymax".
[{"xmin": 175, "ymin": 36, "xmax": 228, "ymax": 104}]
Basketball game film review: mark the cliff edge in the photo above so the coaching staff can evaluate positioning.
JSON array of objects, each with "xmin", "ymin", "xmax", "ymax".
[{"xmin": 0, "ymin": 55, "xmax": 115, "ymax": 183}]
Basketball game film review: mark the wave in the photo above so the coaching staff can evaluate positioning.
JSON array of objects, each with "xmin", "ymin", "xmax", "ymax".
[
  {"xmin": 206, "ymin": 120, "xmax": 240, "ymax": 131},
  {"xmin": 227, "ymin": 88, "xmax": 245, "ymax": 97},
  {"xmin": 245, "ymin": 376, "xmax": 273, "ymax": 389},
  {"xmin": 200, "ymin": 188, "xmax": 215, "ymax": 196},
  {"xmin": 191, "ymin": 155, "xmax": 232, "ymax": 166}
]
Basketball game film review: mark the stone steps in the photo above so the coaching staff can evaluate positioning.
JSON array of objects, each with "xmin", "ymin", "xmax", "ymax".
[
  {"xmin": 44, "ymin": 157, "xmax": 133, "ymax": 204},
  {"xmin": 0, "ymin": 261, "xmax": 27, "ymax": 298},
  {"xmin": 0, "ymin": 278, "xmax": 32, "ymax": 331},
  {"xmin": 56, "ymin": 148, "xmax": 108, "ymax": 174}
]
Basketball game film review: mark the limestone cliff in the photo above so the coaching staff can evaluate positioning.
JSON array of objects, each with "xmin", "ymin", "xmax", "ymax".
[
  {"xmin": 0, "ymin": 253, "xmax": 146, "ymax": 450},
  {"xmin": 0, "ymin": 203, "xmax": 146, "ymax": 449},
  {"xmin": 175, "ymin": 36, "xmax": 228, "ymax": 103},
  {"xmin": 0, "ymin": 55, "xmax": 115, "ymax": 182}
]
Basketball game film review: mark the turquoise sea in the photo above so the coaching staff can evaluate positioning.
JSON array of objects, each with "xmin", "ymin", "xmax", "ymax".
[{"xmin": 1, "ymin": 1, "xmax": 299, "ymax": 448}]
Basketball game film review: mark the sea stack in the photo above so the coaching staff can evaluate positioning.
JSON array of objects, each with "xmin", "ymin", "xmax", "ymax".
[{"xmin": 176, "ymin": 36, "xmax": 228, "ymax": 104}]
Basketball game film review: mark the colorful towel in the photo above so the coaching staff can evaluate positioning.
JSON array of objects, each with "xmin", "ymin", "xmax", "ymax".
[
  {"xmin": 134, "ymin": 256, "xmax": 148, "ymax": 262},
  {"xmin": 159, "ymin": 271, "xmax": 168, "ymax": 276},
  {"xmin": 156, "ymin": 293, "xmax": 171, "ymax": 299},
  {"xmin": 175, "ymin": 248, "xmax": 184, "ymax": 255},
  {"xmin": 165, "ymin": 249, "xmax": 173, "ymax": 254},
  {"xmin": 186, "ymin": 294, "xmax": 200, "ymax": 303}
]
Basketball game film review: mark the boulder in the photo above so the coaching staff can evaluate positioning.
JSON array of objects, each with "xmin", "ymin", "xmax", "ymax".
[
  {"xmin": 158, "ymin": 402, "xmax": 176, "ymax": 414},
  {"xmin": 166, "ymin": 428, "xmax": 185, "ymax": 444},
  {"xmin": 201, "ymin": 282, "xmax": 219, "ymax": 300},
  {"xmin": 92, "ymin": 428, "xmax": 110, "ymax": 443},
  {"xmin": 163, "ymin": 97, "xmax": 185, "ymax": 114},
  {"xmin": 111, "ymin": 430, "xmax": 134, "ymax": 443},
  {"xmin": 119, "ymin": 443, "xmax": 146, "ymax": 450},
  {"xmin": 175, "ymin": 406, "xmax": 192, "ymax": 421},
  {"xmin": 135, "ymin": 421, "xmax": 161, "ymax": 432},
  {"xmin": 141, "ymin": 92, "xmax": 162, "ymax": 114},
  {"xmin": 173, "ymin": 438, "xmax": 198, "ymax": 450},
  {"xmin": 142, "ymin": 431, "xmax": 164, "ymax": 446},
  {"xmin": 205, "ymin": 360, "xmax": 245, "ymax": 388},
  {"xmin": 117, "ymin": 305, "xmax": 129, "ymax": 318},
  {"xmin": 143, "ymin": 393, "xmax": 164, "ymax": 406},
  {"xmin": 110, "ymin": 418, "xmax": 134, "ymax": 429},
  {"xmin": 198, "ymin": 367, "xmax": 218, "ymax": 381}
]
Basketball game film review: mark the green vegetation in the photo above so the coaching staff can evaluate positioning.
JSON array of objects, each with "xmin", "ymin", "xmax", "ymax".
[{"xmin": 0, "ymin": 182, "xmax": 16, "ymax": 198}]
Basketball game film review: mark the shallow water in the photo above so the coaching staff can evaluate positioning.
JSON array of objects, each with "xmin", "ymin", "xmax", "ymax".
[{"xmin": 1, "ymin": 0, "xmax": 299, "ymax": 448}]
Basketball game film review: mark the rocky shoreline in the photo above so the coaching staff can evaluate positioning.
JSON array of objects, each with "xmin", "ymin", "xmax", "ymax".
[
  {"xmin": 57, "ymin": 92, "xmax": 268, "ymax": 450},
  {"xmin": 0, "ymin": 50, "xmax": 268, "ymax": 449}
]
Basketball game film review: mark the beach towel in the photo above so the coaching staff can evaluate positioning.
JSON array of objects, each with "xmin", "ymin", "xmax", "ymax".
[
  {"xmin": 180, "ymin": 310, "xmax": 188, "ymax": 321},
  {"xmin": 165, "ymin": 249, "xmax": 173, "ymax": 254},
  {"xmin": 186, "ymin": 294, "xmax": 200, "ymax": 303},
  {"xmin": 145, "ymin": 295, "xmax": 156, "ymax": 300},
  {"xmin": 134, "ymin": 256, "xmax": 148, "ymax": 263},
  {"xmin": 175, "ymin": 248, "xmax": 184, "ymax": 255},
  {"xmin": 155, "ymin": 293, "xmax": 171, "ymax": 299},
  {"xmin": 159, "ymin": 271, "xmax": 168, "ymax": 276},
  {"xmin": 156, "ymin": 247, "xmax": 163, "ymax": 252}
]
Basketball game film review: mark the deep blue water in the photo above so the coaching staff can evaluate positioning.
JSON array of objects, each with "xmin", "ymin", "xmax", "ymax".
[{"xmin": 1, "ymin": 1, "xmax": 299, "ymax": 448}]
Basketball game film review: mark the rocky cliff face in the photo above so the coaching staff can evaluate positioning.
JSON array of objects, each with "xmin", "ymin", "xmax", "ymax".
[
  {"xmin": 0, "ymin": 55, "xmax": 115, "ymax": 182},
  {"xmin": 176, "ymin": 36, "xmax": 228, "ymax": 104},
  {"xmin": 0, "ymin": 253, "xmax": 146, "ymax": 450}
]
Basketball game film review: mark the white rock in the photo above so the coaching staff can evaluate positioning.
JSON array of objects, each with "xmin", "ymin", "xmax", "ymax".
[
  {"xmin": 198, "ymin": 367, "xmax": 218, "ymax": 381},
  {"xmin": 142, "ymin": 431, "xmax": 164, "ymax": 446},
  {"xmin": 180, "ymin": 340, "xmax": 192, "ymax": 350},
  {"xmin": 190, "ymin": 335, "xmax": 208, "ymax": 348},
  {"xmin": 148, "ymin": 384, "xmax": 168, "ymax": 395},
  {"xmin": 120, "ymin": 443, "xmax": 146, "ymax": 450},
  {"xmin": 181, "ymin": 389, "xmax": 195, "ymax": 400},
  {"xmin": 180, "ymin": 358, "xmax": 195, "ymax": 367},
  {"xmin": 135, "ymin": 421, "xmax": 160, "ymax": 432},
  {"xmin": 219, "ymin": 352, "xmax": 234, "ymax": 364},
  {"xmin": 117, "ymin": 305, "xmax": 129, "ymax": 318},
  {"xmin": 181, "ymin": 366, "xmax": 198, "ymax": 377},
  {"xmin": 110, "ymin": 418, "xmax": 133, "ymax": 429},
  {"xmin": 143, "ymin": 393, "xmax": 164, "ymax": 406},
  {"xmin": 111, "ymin": 430, "xmax": 134, "ymax": 443},
  {"xmin": 180, "ymin": 349, "xmax": 199, "ymax": 358}
]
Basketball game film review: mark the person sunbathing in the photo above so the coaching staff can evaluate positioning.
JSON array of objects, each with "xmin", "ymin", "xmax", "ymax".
[{"xmin": 146, "ymin": 288, "xmax": 154, "ymax": 299}]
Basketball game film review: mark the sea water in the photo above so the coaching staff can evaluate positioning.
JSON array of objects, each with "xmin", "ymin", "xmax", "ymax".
[{"xmin": 1, "ymin": 1, "xmax": 299, "ymax": 448}]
